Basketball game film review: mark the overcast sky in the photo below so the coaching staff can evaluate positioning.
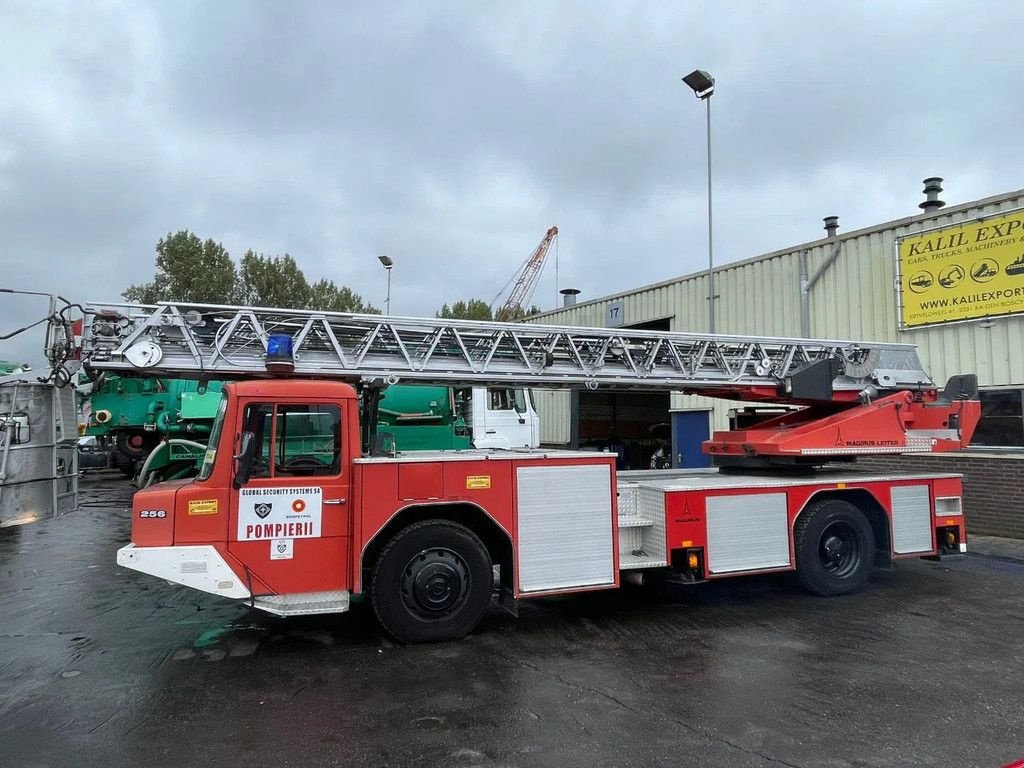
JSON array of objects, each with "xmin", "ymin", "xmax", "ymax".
[{"xmin": 3, "ymin": 1, "xmax": 1024, "ymax": 367}]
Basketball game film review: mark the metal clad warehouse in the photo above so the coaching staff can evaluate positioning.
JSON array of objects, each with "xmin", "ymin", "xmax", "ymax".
[{"xmin": 528, "ymin": 187, "xmax": 1024, "ymax": 535}]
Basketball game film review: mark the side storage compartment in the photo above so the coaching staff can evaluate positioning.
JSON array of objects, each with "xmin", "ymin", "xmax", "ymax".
[
  {"xmin": 705, "ymin": 492, "xmax": 790, "ymax": 574},
  {"xmin": 515, "ymin": 462, "xmax": 616, "ymax": 593},
  {"xmin": 617, "ymin": 481, "xmax": 668, "ymax": 569},
  {"xmin": 890, "ymin": 484, "xmax": 933, "ymax": 555}
]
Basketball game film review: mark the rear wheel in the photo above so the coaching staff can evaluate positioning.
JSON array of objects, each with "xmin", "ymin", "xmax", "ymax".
[
  {"xmin": 115, "ymin": 433, "xmax": 151, "ymax": 478},
  {"xmin": 794, "ymin": 499, "xmax": 875, "ymax": 596},
  {"xmin": 371, "ymin": 520, "xmax": 493, "ymax": 643}
]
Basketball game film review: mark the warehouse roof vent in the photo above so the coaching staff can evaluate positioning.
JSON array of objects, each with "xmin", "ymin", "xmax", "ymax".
[
  {"xmin": 560, "ymin": 288, "xmax": 581, "ymax": 308},
  {"xmin": 919, "ymin": 177, "xmax": 946, "ymax": 213},
  {"xmin": 823, "ymin": 215, "xmax": 839, "ymax": 238}
]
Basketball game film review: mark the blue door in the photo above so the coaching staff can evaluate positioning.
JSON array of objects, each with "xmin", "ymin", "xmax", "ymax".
[{"xmin": 671, "ymin": 410, "xmax": 711, "ymax": 468}]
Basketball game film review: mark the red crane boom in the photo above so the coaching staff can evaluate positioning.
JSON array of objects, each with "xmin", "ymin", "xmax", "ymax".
[{"xmin": 493, "ymin": 226, "xmax": 558, "ymax": 321}]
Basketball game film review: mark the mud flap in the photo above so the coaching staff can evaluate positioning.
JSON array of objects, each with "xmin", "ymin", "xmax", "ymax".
[{"xmin": 497, "ymin": 586, "xmax": 519, "ymax": 617}]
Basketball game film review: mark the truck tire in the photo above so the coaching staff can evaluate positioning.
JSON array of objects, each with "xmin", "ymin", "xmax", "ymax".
[
  {"xmin": 794, "ymin": 499, "xmax": 875, "ymax": 597},
  {"xmin": 371, "ymin": 519, "xmax": 493, "ymax": 643}
]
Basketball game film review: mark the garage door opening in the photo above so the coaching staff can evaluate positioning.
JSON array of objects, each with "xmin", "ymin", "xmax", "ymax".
[
  {"xmin": 574, "ymin": 317, "xmax": 672, "ymax": 470},
  {"xmin": 578, "ymin": 390, "xmax": 671, "ymax": 469}
]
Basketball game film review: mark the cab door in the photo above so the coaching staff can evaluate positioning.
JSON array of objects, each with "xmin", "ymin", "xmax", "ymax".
[
  {"xmin": 228, "ymin": 399, "xmax": 352, "ymax": 595},
  {"xmin": 473, "ymin": 387, "xmax": 535, "ymax": 449}
]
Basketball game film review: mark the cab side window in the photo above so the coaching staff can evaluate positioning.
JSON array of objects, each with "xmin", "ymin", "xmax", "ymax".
[
  {"xmin": 488, "ymin": 388, "xmax": 514, "ymax": 411},
  {"xmin": 276, "ymin": 404, "xmax": 342, "ymax": 476},
  {"xmin": 241, "ymin": 403, "xmax": 342, "ymax": 478}
]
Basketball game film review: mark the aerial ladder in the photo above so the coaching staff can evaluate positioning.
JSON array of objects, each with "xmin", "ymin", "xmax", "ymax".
[{"xmin": 78, "ymin": 300, "xmax": 980, "ymax": 465}]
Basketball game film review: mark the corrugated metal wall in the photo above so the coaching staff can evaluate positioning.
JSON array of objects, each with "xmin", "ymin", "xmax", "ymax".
[
  {"xmin": 531, "ymin": 189, "xmax": 1024, "ymax": 445},
  {"xmin": 533, "ymin": 389, "xmax": 571, "ymax": 445}
]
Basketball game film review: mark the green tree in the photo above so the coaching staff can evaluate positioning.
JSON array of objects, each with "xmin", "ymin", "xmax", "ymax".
[
  {"xmin": 238, "ymin": 251, "xmax": 310, "ymax": 308},
  {"xmin": 498, "ymin": 304, "xmax": 543, "ymax": 321},
  {"xmin": 125, "ymin": 230, "xmax": 377, "ymax": 314},
  {"xmin": 307, "ymin": 278, "xmax": 379, "ymax": 314},
  {"xmin": 437, "ymin": 299, "xmax": 493, "ymax": 321},
  {"xmin": 124, "ymin": 230, "xmax": 237, "ymax": 304}
]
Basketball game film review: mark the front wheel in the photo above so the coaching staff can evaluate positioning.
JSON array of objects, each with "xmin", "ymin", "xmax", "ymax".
[
  {"xmin": 794, "ymin": 499, "xmax": 876, "ymax": 596},
  {"xmin": 370, "ymin": 520, "xmax": 493, "ymax": 643}
]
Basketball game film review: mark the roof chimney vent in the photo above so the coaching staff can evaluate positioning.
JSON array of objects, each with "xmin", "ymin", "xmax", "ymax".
[
  {"xmin": 560, "ymin": 288, "xmax": 581, "ymax": 308},
  {"xmin": 919, "ymin": 177, "xmax": 946, "ymax": 212},
  {"xmin": 823, "ymin": 215, "xmax": 839, "ymax": 238}
]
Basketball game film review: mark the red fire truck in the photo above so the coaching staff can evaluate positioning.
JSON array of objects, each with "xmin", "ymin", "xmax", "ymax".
[{"xmin": 79, "ymin": 302, "xmax": 979, "ymax": 643}]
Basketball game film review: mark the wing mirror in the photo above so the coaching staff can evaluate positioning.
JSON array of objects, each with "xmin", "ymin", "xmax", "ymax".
[{"xmin": 233, "ymin": 431, "xmax": 256, "ymax": 488}]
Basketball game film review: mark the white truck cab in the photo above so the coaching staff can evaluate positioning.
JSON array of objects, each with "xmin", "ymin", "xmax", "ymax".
[{"xmin": 470, "ymin": 388, "xmax": 539, "ymax": 449}]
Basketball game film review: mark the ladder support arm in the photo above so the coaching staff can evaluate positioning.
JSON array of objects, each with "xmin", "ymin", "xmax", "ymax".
[{"xmin": 707, "ymin": 388, "xmax": 981, "ymax": 466}]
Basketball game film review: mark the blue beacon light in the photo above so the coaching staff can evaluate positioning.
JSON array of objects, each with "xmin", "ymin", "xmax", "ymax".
[{"xmin": 265, "ymin": 334, "xmax": 295, "ymax": 373}]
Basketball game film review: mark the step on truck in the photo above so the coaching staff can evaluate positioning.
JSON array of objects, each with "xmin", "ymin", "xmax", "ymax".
[{"xmin": 76, "ymin": 302, "xmax": 980, "ymax": 642}]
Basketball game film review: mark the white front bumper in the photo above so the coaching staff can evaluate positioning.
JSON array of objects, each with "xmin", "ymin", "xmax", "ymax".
[{"xmin": 117, "ymin": 544, "xmax": 251, "ymax": 599}]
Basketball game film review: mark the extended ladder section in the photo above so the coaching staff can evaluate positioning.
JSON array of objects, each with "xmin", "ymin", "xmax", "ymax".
[
  {"xmin": 81, "ymin": 302, "xmax": 929, "ymax": 394},
  {"xmin": 78, "ymin": 301, "xmax": 981, "ymax": 462}
]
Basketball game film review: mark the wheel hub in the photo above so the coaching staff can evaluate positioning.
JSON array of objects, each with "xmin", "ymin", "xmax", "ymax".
[
  {"xmin": 400, "ymin": 548, "xmax": 470, "ymax": 619},
  {"xmin": 818, "ymin": 521, "xmax": 861, "ymax": 577},
  {"xmin": 822, "ymin": 535, "xmax": 847, "ymax": 564}
]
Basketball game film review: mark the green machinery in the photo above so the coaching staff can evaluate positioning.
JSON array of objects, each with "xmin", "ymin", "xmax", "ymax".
[
  {"xmin": 82, "ymin": 376, "xmax": 477, "ymax": 484},
  {"xmin": 82, "ymin": 375, "xmax": 223, "ymax": 479},
  {"xmin": 375, "ymin": 385, "xmax": 471, "ymax": 451}
]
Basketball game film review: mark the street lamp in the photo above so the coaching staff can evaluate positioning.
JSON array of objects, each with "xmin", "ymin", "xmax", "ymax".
[
  {"xmin": 377, "ymin": 255, "xmax": 393, "ymax": 314},
  {"xmin": 682, "ymin": 68, "xmax": 717, "ymax": 333}
]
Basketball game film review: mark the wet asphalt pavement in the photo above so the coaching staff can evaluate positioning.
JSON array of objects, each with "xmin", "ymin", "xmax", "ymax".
[{"xmin": 2, "ymin": 476, "xmax": 1024, "ymax": 768}]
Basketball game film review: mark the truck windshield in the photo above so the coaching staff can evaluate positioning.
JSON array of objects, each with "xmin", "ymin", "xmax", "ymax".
[{"xmin": 197, "ymin": 394, "xmax": 227, "ymax": 481}]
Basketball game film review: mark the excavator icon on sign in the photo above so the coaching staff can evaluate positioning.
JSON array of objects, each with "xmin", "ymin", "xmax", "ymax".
[{"xmin": 938, "ymin": 264, "xmax": 965, "ymax": 289}]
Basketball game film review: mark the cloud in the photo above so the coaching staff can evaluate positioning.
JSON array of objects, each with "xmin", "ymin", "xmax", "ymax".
[{"xmin": 2, "ymin": 0, "xmax": 1023, "ymax": 368}]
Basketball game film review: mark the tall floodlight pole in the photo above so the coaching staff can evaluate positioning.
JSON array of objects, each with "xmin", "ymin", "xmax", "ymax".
[
  {"xmin": 682, "ymin": 69, "xmax": 716, "ymax": 333},
  {"xmin": 378, "ymin": 255, "xmax": 394, "ymax": 314}
]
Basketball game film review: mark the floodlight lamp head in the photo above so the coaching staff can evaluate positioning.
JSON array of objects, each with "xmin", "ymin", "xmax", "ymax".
[{"xmin": 682, "ymin": 69, "xmax": 715, "ymax": 99}]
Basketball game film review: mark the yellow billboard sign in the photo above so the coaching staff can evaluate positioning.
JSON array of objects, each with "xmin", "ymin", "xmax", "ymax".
[{"xmin": 897, "ymin": 209, "xmax": 1024, "ymax": 328}]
